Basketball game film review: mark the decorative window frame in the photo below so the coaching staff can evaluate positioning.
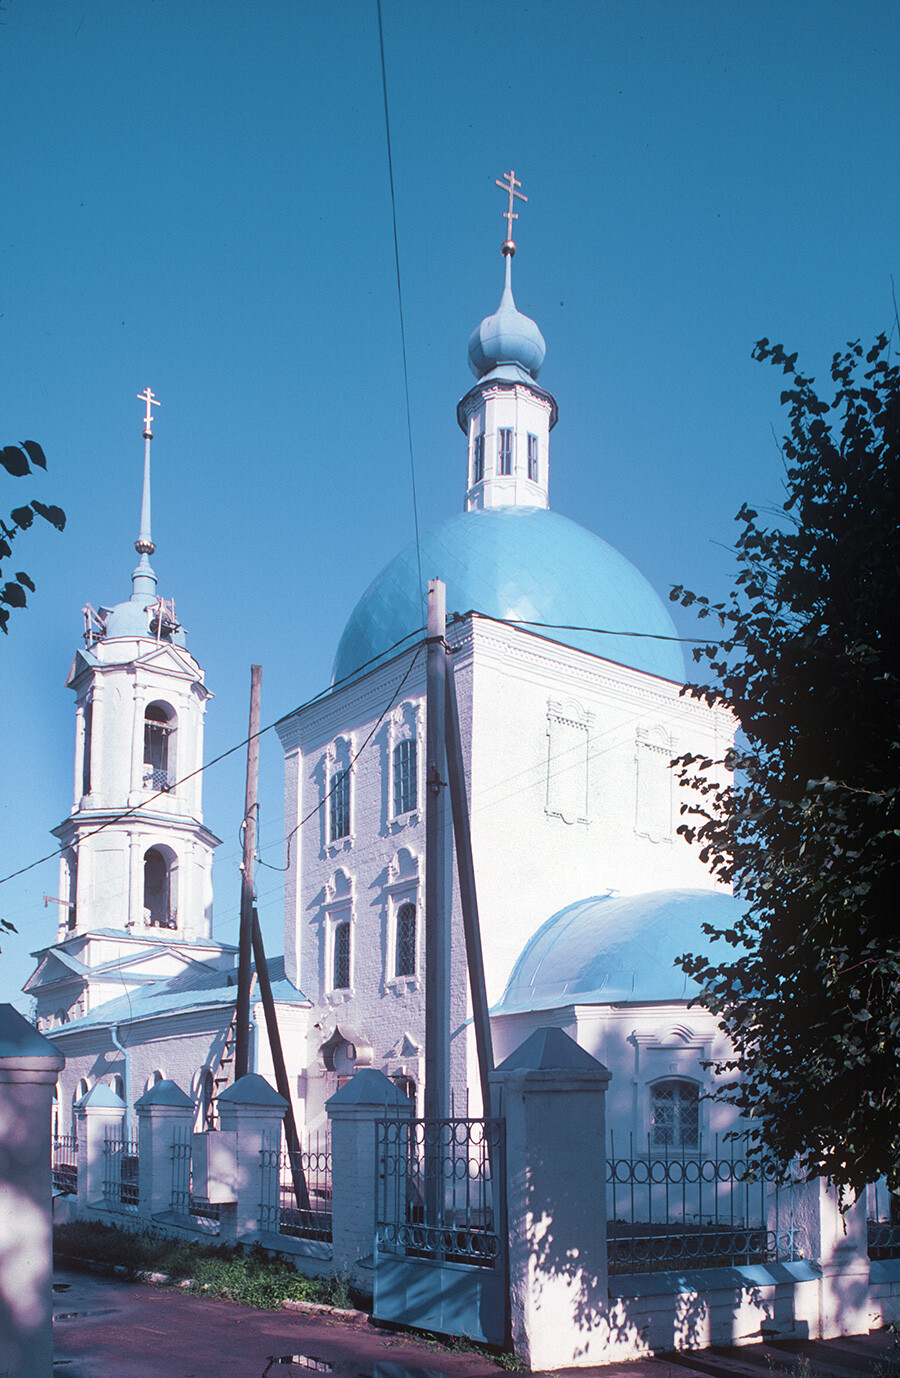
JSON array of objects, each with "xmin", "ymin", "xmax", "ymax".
[
  {"xmin": 527, "ymin": 432, "xmax": 539, "ymax": 482},
  {"xmin": 384, "ymin": 848, "xmax": 421, "ymax": 993},
  {"xmin": 634, "ymin": 724, "xmax": 675, "ymax": 844},
  {"xmin": 388, "ymin": 700, "xmax": 423, "ymax": 831},
  {"xmin": 324, "ymin": 869, "xmax": 354, "ymax": 1004},
  {"xmin": 545, "ymin": 698, "xmax": 594, "ymax": 825},
  {"xmin": 325, "ymin": 734, "xmax": 355, "ymax": 855},
  {"xmin": 629, "ymin": 1024, "xmax": 710, "ymax": 1147},
  {"xmin": 472, "ymin": 429, "xmax": 485, "ymax": 484}
]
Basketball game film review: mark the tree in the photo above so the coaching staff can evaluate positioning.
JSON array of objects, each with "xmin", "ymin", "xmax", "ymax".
[
  {"xmin": 671, "ymin": 333, "xmax": 900, "ymax": 1196},
  {"xmin": 0, "ymin": 440, "xmax": 65, "ymax": 635}
]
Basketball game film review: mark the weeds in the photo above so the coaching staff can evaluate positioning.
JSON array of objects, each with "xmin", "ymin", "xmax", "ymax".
[{"xmin": 54, "ymin": 1221, "xmax": 360, "ymax": 1311}]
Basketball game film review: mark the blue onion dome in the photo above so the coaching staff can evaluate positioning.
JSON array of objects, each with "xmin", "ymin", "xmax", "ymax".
[
  {"xmin": 332, "ymin": 506, "xmax": 685, "ymax": 684},
  {"xmin": 468, "ymin": 256, "xmax": 546, "ymax": 381},
  {"xmin": 497, "ymin": 889, "xmax": 748, "ymax": 1012}
]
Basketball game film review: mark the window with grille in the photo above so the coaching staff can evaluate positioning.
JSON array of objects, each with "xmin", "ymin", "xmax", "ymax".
[
  {"xmin": 473, "ymin": 433, "xmax": 484, "ymax": 483},
  {"xmin": 527, "ymin": 433, "xmax": 538, "ymax": 481},
  {"xmin": 498, "ymin": 428, "xmax": 513, "ymax": 475},
  {"xmin": 333, "ymin": 920, "xmax": 351, "ymax": 990},
  {"xmin": 650, "ymin": 1079, "xmax": 700, "ymax": 1151},
  {"xmin": 393, "ymin": 739, "xmax": 417, "ymax": 815},
  {"xmin": 395, "ymin": 902, "xmax": 416, "ymax": 976},
  {"xmin": 329, "ymin": 769, "xmax": 350, "ymax": 841}
]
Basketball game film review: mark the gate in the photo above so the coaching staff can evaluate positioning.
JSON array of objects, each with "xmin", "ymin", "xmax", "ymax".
[{"xmin": 374, "ymin": 1115, "xmax": 507, "ymax": 1346}]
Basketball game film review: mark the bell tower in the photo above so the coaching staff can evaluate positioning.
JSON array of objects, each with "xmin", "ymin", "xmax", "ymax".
[{"xmin": 26, "ymin": 392, "xmax": 231, "ymax": 1031}]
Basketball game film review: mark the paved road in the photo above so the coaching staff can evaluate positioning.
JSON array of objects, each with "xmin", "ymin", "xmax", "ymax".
[{"xmin": 51, "ymin": 1268, "xmax": 900, "ymax": 1378}]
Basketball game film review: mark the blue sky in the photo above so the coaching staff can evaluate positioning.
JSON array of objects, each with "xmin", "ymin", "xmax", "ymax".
[{"xmin": 1, "ymin": 0, "xmax": 898, "ymax": 1007}]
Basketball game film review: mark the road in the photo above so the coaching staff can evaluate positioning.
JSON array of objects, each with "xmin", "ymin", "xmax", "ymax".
[{"xmin": 51, "ymin": 1267, "xmax": 900, "ymax": 1378}]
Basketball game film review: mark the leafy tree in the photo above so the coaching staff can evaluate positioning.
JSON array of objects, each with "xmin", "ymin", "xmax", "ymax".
[
  {"xmin": 0, "ymin": 440, "xmax": 65, "ymax": 635},
  {"xmin": 671, "ymin": 333, "xmax": 900, "ymax": 1196}
]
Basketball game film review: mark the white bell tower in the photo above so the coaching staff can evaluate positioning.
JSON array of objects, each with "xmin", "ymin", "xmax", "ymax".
[{"xmin": 26, "ymin": 392, "xmax": 232, "ymax": 1031}]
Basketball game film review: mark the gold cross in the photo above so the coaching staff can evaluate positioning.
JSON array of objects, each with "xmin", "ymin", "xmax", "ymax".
[
  {"xmin": 137, "ymin": 387, "xmax": 161, "ymax": 434},
  {"xmin": 495, "ymin": 169, "xmax": 527, "ymax": 242}
]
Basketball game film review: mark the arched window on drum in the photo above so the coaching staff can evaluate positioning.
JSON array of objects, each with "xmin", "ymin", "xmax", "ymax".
[{"xmin": 649, "ymin": 1079, "xmax": 700, "ymax": 1152}]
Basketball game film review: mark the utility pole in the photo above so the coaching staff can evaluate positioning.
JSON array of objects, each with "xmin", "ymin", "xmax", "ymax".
[
  {"xmin": 424, "ymin": 581, "xmax": 450, "ymax": 1125},
  {"xmin": 234, "ymin": 664, "xmax": 262, "ymax": 1080}
]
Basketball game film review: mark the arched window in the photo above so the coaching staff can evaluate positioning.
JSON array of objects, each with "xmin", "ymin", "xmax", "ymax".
[
  {"xmin": 143, "ymin": 703, "xmax": 175, "ymax": 791},
  {"xmin": 333, "ymin": 920, "xmax": 351, "ymax": 990},
  {"xmin": 650, "ymin": 1079, "xmax": 700, "ymax": 1151},
  {"xmin": 330, "ymin": 769, "xmax": 350, "ymax": 842},
  {"xmin": 82, "ymin": 698, "xmax": 93, "ymax": 796},
  {"xmin": 112, "ymin": 1075, "xmax": 125, "ymax": 1102},
  {"xmin": 393, "ymin": 739, "xmax": 417, "ymax": 816},
  {"xmin": 144, "ymin": 847, "xmax": 177, "ymax": 929},
  {"xmin": 395, "ymin": 902, "xmax": 416, "ymax": 977},
  {"xmin": 197, "ymin": 1067, "xmax": 214, "ymax": 1130},
  {"xmin": 145, "ymin": 1070, "xmax": 164, "ymax": 1092}
]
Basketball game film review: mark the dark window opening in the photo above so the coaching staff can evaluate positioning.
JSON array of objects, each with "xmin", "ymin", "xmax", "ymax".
[
  {"xmin": 333, "ymin": 921, "xmax": 351, "ymax": 990},
  {"xmin": 527, "ymin": 433, "xmax": 538, "ymax": 482},
  {"xmin": 144, "ymin": 848, "xmax": 176, "ymax": 929},
  {"xmin": 330, "ymin": 769, "xmax": 350, "ymax": 841},
  {"xmin": 393, "ymin": 740, "xmax": 417, "ymax": 815},
  {"xmin": 395, "ymin": 902, "xmax": 416, "ymax": 976},
  {"xmin": 82, "ymin": 700, "xmax": 93, "ymax": 796},
  {"xmin": 498, "ymin": 428, "xmax": 513, "ymax": 475},
  {"xmin": 473, "ymin": 434, "xmax": 485, "ymax": 483},
  {"xmin": 143, "ymin": 705, "xmax": 173, "ymax": 791}
]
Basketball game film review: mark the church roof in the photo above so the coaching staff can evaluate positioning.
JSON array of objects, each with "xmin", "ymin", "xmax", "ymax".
[
  {"xmin": 50, "ymin": 954, "xmax": 309, "ymax": 1032},
  {"xmin": 495, "ymin": 888, "xmax": 749, "ymax": 1012},
  {"xmin": 333, "ymin": 506, "xmax": 685, "ymax": 684}
]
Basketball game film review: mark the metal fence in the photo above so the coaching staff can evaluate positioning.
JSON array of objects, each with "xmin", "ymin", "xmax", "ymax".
[
  {"xmin": 170, "ymin": 1127, "xmax": 221, "ymax": 1226},
  {"xmin": 52, "ymin": 1133, "xmax": 78, "ymax": 1194},
  {"xmin": 259, "ymin": 1129, "xmax": 332, "ymax": 1242},
  {"xmin": 606, "ymin": 1131, "xmax": 803, "ymax": 1276},
  {"xmin": 867, "ymin": 1179, "xmax": 900, "ymax": 1259},
  {"xmin": 103, "ymin": 1132, "xmax": 139, "ymax": 1212},
  {"xmin": 375, "ymin": 1116, "xmax": 505, "ymax": 1267}
]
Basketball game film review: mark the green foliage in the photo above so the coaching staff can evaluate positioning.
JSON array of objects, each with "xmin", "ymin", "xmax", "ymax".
[
  {"xmin": 0, "ymin": 438, "xmax": 65, "ymax": 636},
  {"xmin": 53, "ymin": 1220, "xmax": 354, "ymax": 1311},
  {"xmin": 670, "ymin": 334, "xmax": 900, "ymax": 1196}
]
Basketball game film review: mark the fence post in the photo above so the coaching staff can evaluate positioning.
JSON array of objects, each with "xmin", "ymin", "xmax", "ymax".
[
  {"xmin": 0, "ymin": 1004, "xmax": 65, "ymax": 1378},
  {"xmin": 74, "ymin": 1083, "xmax": 125, "ymax": 1213},
  {"xmin": 791, "ymin": 1175, "xmax": 870, "ymax": 1338},
  {"xmin": 215, "ymin": 1073, "xmax": 287, "ymax": 1243},
  {"xmin": 490, "ymin": 1027, "xmax": 612, "ymax": 1370},
  {"xmin": 135, "ymin": 1079, "xmax": 194, "ymax": 1218},
  {"xmin": 327, "ymin": 1068, "xmax": 412, "ymax": 1282}
]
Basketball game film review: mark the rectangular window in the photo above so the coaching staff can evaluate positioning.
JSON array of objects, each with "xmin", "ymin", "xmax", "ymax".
[
  {"xmin": 527, "ymin": 433, "xmax": 538, "ymax": 482},
  {"xmin": 393, "ymin": 739, "xmax": 417, "ymax": 815},
  {"xmin": 473, "ymin": 433, "xmax": 484, "ymax": 483},
  {"xmin": 498, "ymin": 428, "xmax": 513, "ymax": 475},
  {"xmin": 395, "ymin": 902, "xmax": 416, "ymax": 976},
  {"xmin": 329, "ymin": 769, "xmax": 350, "ymax": 841},
  {"xmin": 333, "ymin": 920, "xmax": 351, "ymax": 990}
]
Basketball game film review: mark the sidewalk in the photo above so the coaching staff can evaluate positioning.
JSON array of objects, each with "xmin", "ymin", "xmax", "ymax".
[{"xmin": 51, "ymin": 1267, "xmax": 900, "ymax": 1378}]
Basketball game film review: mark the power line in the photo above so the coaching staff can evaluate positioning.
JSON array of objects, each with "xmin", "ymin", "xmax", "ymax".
[
  {"xmin": 375, "ymin": 0, "xmax": 424, "ymax": 621},
  {"xmin": 463, "ymin": 609, "xmax": 730, "ymax": 646}
]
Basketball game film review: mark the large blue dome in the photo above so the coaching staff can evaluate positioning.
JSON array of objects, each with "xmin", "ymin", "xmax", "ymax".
[
  {"xmin": 332, "ymin": 507, "xmax": 685, "ymax": 684},
  {"xmin": 496, "ymin": 888, "xmax": 748, "ymax": 1012}
]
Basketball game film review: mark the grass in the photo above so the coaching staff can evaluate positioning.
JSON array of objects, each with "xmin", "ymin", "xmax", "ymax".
[{"xmin": 54, "ymin": 1219, "xmax": 355, "ymax": 1311}]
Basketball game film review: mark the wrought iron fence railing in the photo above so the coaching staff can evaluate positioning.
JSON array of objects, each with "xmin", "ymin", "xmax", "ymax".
[
  {"xmin": 867, "ymin": 1180, "xmax": 900, "ymax": 1259},
  {"xmin": 606, "ymin": 1131, "xmax": 803, "ymax": 1276},
  {"xmin": 259, "ymin": 1130, "xmax": 332, "ymax": 1242},
  {"xmin": 52, "ymin": 1132, "xmax": 78, "ymax": 1193},
  {"xmin": 103, "ymin": 1133, "xmax": 139, "ymax": 1212},
  {"xmin": 171, "ymin": 1128, "xmax": 220, "ymax": 1225},
  {"xmin": 375, "ymin": 1116, "xmax": 505, "ymax": 1268}
]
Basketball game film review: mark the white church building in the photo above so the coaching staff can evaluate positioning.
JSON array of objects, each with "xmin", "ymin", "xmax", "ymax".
[{"xmin": 28, "ymin": 228, "xmax": 745, "ymax": 1156}]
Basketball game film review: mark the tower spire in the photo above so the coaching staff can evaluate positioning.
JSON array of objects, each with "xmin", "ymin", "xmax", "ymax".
[{"xmin": 132, "ymin": 387, "xmax": 160, "ymax": 601}]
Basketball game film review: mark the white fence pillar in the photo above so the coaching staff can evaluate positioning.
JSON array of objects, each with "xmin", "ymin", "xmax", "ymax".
[
  {"xmin": 135, "ymin": 1079, "xmax": 194, "ymax": 1218},
  {"xmin": 0, "ymin": 1004, "xmax": 65, "ymax": 1378},
  {"xmin": 490, "ymin": 1027, "xmax": 612, "ymax": 1370},
  {"xmin": 792, "ymin": 1175, "xmax": 870, "ymax": 1338},
  {"xmin": 216, "ymin": 1073, "xmax": 287, "ymax": 1243},
  {"xmin": 327, "ymin": 1068, "xmax": 412, "ymax": 1282},
  {"xmin": 74, "ymin": 1083, "xmax": 126, "ymax": 1213}
]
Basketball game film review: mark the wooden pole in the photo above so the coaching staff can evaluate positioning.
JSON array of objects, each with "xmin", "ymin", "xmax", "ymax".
[
  {"xmin": 443, "ymin": 653, "xmax": 495, "ymax": 1118},
  {"xmin": 234, "ymin": 664, "xmax": 262, "ymax": 1081},
  {"xmin": 424, "ymin": 580, "xmax": 450, "ymax": 1125},
  {"xmin": 251, "ymin": 908, "xmax": 311, "ymax": 1213}
]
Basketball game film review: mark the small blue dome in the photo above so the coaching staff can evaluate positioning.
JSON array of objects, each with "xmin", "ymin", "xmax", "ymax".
[
  {"xmin": 333, "ymin": 507, "xmax": 685, "ymax": 684},
  {"xmin": 468, "ymin": 260, "xmax": 546, "ymax": 380},
  {"xmin": 497, "ymin": 889, "xmax": 748, "ymax": 1011},
  {"xmin": 103, "ymin": 595, "xmax": 157, "ymax": 639}
]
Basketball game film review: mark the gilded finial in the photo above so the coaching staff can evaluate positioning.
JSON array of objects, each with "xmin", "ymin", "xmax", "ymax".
[{"xmin": 495, "ymin": 169, "xmax": 527, "ymax": 257}]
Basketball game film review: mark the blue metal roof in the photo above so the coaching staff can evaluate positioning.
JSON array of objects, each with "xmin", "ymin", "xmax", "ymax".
[
  {"xmin": 496, "ymin": 888, "xmax": 749, "ymax": 1011},
  {"xmin": 333, "ymin": 506, "xmax": 685, "ymax": 684}
]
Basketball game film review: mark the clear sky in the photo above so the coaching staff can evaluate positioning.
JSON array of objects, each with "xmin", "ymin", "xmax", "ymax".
[{"xmin": 1, "ymin": 0, "xmax": 897, "ymax": 1008}]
